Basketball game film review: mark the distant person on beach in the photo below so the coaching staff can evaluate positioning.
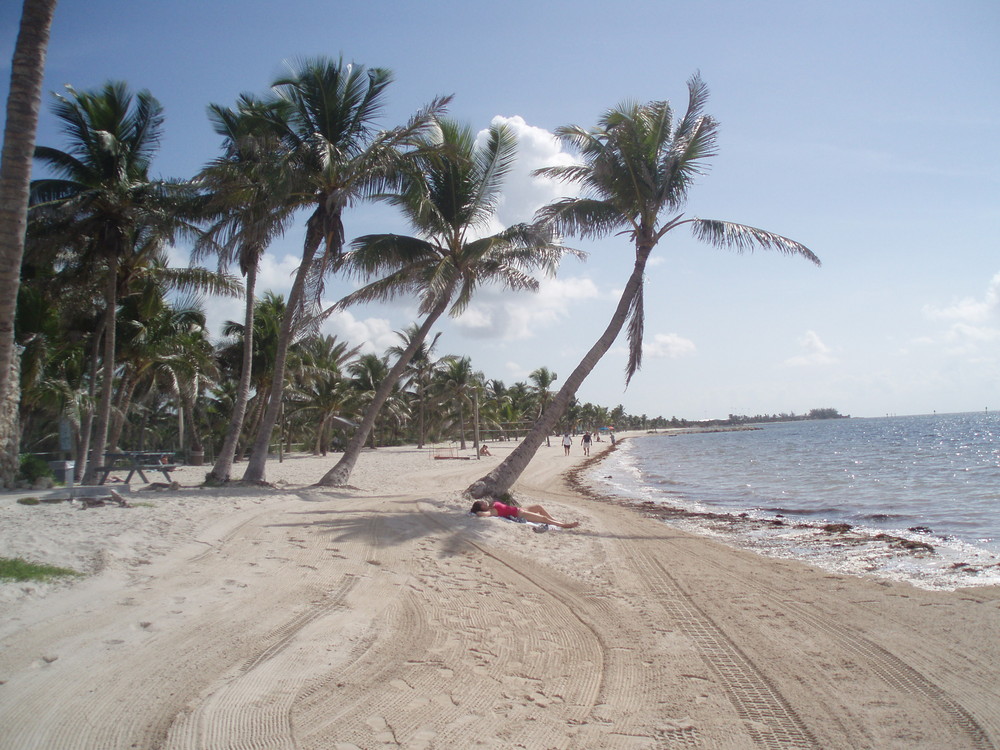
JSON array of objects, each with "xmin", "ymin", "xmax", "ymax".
[
  {"xmin": 582, "ymin": 431, "xmax": 592, "ymax": 456},
  {"xmin": 610, "ymin": 431, "xmax": 616, "ymax": 445},
  {"xmin": 479, "ymin": 444, "xmax": 492, "ymax": 456},
  {"xmin": 470, "ymin": 500, "xmax": 580, "ymax": 529},
  {"xmin": 562, "ymin": 433, "xmax": 573, "ymax": 455}
]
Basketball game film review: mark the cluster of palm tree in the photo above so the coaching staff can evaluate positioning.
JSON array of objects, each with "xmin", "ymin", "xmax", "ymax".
[{"xmin": 11, "ymin": 50, "xmax": 819, "ymax": 494}]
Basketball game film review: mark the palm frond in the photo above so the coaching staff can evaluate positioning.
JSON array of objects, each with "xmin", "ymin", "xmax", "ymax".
[
  {"xmin": 625, "ymin": 282, "xmax": 644, "ymax": 385},
  {"xmin": 688, "ymin": 219, "xmax": 820, "ymax": 265}
]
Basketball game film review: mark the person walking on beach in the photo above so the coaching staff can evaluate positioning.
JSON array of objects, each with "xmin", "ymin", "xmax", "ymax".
[
  {"xmin": 582, "ymin": 431, "xmax": 592, "ymax": 456},
  {"xmin": 562, "ymin": 433, "xmax": 573, "ymax": 455},
  {"xmin": 470, "ymin": 500, "xmax": 580, "ymax": 529}
]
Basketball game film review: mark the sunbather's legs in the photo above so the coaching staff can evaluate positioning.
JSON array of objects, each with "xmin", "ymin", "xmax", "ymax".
[{"xmin": 517, "ymin": 508, "xmax": 579, "ymax": 529}]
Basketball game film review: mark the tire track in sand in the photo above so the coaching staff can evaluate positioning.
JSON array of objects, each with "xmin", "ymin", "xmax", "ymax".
[{"xmin": 668, "ymin": 540, "xmax": 996, "ymax": 750}]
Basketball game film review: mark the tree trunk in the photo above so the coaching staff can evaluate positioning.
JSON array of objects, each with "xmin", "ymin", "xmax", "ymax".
[
  {"xmin": 107, "ymin": 370, "xmax": 138, "ymax": 451},
  {"xmin": 82, "ymin": 267, "xmax": 117, "ymax": 485},
  {"xmin": 75, "ymin": 328, "xmax": 102, "ymax": 481},
  {"xmin": 207, "ymin": 261, "xmax": 256, "ymax": 483},
  {"xmin": 242, "ymin": 239, "xmax": 317, "ymax": 483},
  {"xmin": 466, "ymin": 246, "xmax": 651, "ymax": 499},
  {"xmin": 0, "ymin": 0, "xmax": 56, "ymax": 411},
  {"xmin": 0, "ymin": 347, "xmax": 21, "ymax": 488},
  {"xmin": 315, "ymin": 296, "xmax": 451, "ymax": 487}
]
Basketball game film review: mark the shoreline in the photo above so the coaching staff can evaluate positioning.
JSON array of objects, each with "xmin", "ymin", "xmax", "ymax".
[
  {"xmin": 573, "ymin": 433, "xmax": 1000, "ymax": 591},
  {"xmin": 2, "ymin": 436, "xmax": 999, "ymax": 748}
]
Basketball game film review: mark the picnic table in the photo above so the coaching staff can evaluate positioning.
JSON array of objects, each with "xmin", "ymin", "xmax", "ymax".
[{"xmin": 96, "ymin": 451, "xmax": 177, "ymax": 485}]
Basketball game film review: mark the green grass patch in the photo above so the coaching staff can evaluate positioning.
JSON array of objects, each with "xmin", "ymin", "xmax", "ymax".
[
  {"xmin": 130, "ymin": 501, "xmax": 156, "ymax": 508},
  {"xmin": 0, "ymin": 557, "xmax": 82, "ymax": 582},
  {"xmin": 17, "ymin": 497, "xmax": 40, "ymax": 505}
]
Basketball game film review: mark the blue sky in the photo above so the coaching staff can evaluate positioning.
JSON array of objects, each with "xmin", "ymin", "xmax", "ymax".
[{"xmin": 3, "ymin": 0, "xmax": 998, "ymax": 420}]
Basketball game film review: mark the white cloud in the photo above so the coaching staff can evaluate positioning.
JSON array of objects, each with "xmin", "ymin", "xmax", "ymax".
[
  {"xmin": 784, "ymin": 330, "xmax": 836, "ymax": 366},
  {"xmin": 923, "ymin": 272, "xmax": 1000, "ymax": 323},
  {"xmin": 453, "ymin": 275, "xmax": 601, "ymax": 340},
  {"xmin": 320, "ymin": 310, "xmax": 397, "ymax": 354},
  {"xmin": 478, "ymin": 115, "xmax": 581, "ymax": 229},
  {"xmin": 920, "ymin": 272, "xmax": 1000, "ymax": 356},
  {"xmin": 645, "ymin": 332, "xmax": 696, "ymax": 358}
]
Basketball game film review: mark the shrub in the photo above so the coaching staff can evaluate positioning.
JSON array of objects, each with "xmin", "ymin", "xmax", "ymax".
[{"xmin": 19, "ymin": 454, "xmax": 54, "ymax": 483}]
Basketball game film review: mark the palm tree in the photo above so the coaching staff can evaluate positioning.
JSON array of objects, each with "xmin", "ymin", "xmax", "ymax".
[
  {"xmin": 215, "ymin": 291, "xmax": 287, "ymax": 459},
  {"xmin": 437, "ymin": 356, "xmax": 479, "ymax": 449},
  {"xmin": 388, "ymin": 325, "xmax": 445, "ymax": 449},
  {"xmin": 467, "ymin": 75, "xmax": 820, "ymax": 499},
  {"xmin": 0, "ymin": 0, "xmax": 57, "ymax": 486},
  {"xmin": 30, "ymin": 82, "xmax": 211, "ymax": 483},
  {"xmin": 345, "ymin": 353, "xmax": 399, "ymax": 449},
  {"xmin": 314, "ymin": 118, "xmax": 577, "ymax": 487},
  {"xmin": 290, "ymin": 334, "xmax": 359, "ymax": 455},
  {"xmin": 196, "ymin": 95, "xmax": 297, "ymax": 483},
  {"xmin": 240, "ymin": 57, "xmax": 448, "ymax": 483},
  {"xmin": 528, "ymin": 366, "xmax": 558, "ymax": 446}
]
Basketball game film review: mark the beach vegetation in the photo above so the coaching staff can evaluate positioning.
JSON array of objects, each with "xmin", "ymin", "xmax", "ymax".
[
  {"xmin": 12, "ymin": 62, "xmax": 835, "ymax": 489},
  {"xmin": 196, "ymin": 94, "xmax": 300, "ymax": 483},
  {"xmin": 314, "ymin": 118, "xmax": 578, "ymax": 487},
  {"xmin": 467, "ymin": 75, "xmax": 819, "ymax": 499},
  {"xmin": 27, "ymin": 81, "xmax": 236, "ymax": 485},
  {"xmin": 0, "ymin": 556, "xmax": 80, "ymax": 581},
  {"xmin": 18, "ymin": 452, "xmax": 52, "ymax": 482},
  {"xmin": 238, "ymin": 57, "xmax": 449, "ymax": 484}
]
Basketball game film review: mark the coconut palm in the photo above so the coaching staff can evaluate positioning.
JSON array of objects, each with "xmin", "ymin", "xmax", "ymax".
[
  {"xmin": 215, "ymin": 291, "xmax": 288, "ymax": 459},
  {"xmin": 240, "ymin": 57, "xmax": 448, "ymax": 483},
  {"xmin": 528, "ymin": 366, "xmax": 558, "ymax": 446},
  {"xmin": 289, "ymin": 334, "xmax": 360, "ymax": 455},
  {"xmin": 0, "ymin": 2, "xmax": 57, "ymax": 471},
  {"xmin": 388, "ymin": 325, "xmax": 445, "ymax": 449},
  {"xmin": 30, "ymin": 82, "xmax": 216, "ymax": 483},
  {"xmin": 196, "ymin": 95, "xmax": 297, "ymax": 483},
  {"xmin": 345, "ymin": 353, "xmax": 401, "ymax": 449},
  {"xmin": 467, "ymin": 75, "xmax": 820, "ymax": 499},
  {"xmin": 437, "ymin": 356, "xmax": 479, "ymax": 450},
  {"xmin": 314, "ymin": 118, "xmax": 577, "ymax": 486}
]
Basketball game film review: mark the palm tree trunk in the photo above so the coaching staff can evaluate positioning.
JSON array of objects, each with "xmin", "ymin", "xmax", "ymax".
[
  {"xmin": 208, "ymin": 262, "xmax": 257, "ymax": 482},
  {"xmin": 83, "ymin": 267, "xmax": 118, "ymax": 485},
  {"xmin": 0, "ymin": 0, "xmax": 56, "ymax": 410},
  {"xmin": 242, "ymin": 240, "xmax": 317, "ymax": 483},
  {"xmin": 467, "ymin": 246, "xmax": 652, "ymax": 499},
  {"xmin": 107, "ymin": 370, "xmax": 138, "ymax": 451},
  {"xmin": 0, "ymin": 0, "xmax": 56, "ymax": 486},
  {"xmin": 315, "ymin": 296, "xmax": 451, "ymax": 487},
  {"xmin": 458, "ymin": 402, "xmax": 466, "ymax": 450},
  {"xmin": 75, "ymin": 326, "xmax": 103, "ymax": 481}
]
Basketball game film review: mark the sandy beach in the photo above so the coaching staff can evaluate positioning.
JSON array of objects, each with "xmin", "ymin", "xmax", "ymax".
[{"xmin": 1, "ymin": 435, "xmax": 998, "ymax": 749}]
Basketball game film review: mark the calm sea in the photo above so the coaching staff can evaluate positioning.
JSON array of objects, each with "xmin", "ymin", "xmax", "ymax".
[{"xmin": 586, "ymin": 412, "xmax": 1000, "ymax": 590}]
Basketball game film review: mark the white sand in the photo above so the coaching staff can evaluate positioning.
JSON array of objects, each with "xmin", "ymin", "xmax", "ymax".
[{"xmin": 1, "ymin": 436, "xmax": 998, "ymax": 749}]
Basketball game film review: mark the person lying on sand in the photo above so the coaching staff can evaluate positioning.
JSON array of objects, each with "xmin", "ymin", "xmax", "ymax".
[{"xmin": 469, "ymin": 500, "xmax": 580, "ymax": 529}]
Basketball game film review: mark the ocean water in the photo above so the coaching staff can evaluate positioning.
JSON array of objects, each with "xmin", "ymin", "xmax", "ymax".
[{"xmin": 586, "ymin": 412, "xmax": 1000, "ymax": 590}]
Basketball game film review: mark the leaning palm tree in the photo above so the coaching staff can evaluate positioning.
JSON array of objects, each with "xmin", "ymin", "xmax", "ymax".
[
  {"xmin": 467, "ymin": 74, "xmax": 820, "ymax": 499},
  {"xmin": 30, "ymin": 82, "xmax": 207, "ymax": 483},
  {"xmin": 240, "ymin": 57, "xmax": 448, "ymax": 483},
  {"xmin": 314, "ymin": 118, "xmax": 578, "ymax": 487}
]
